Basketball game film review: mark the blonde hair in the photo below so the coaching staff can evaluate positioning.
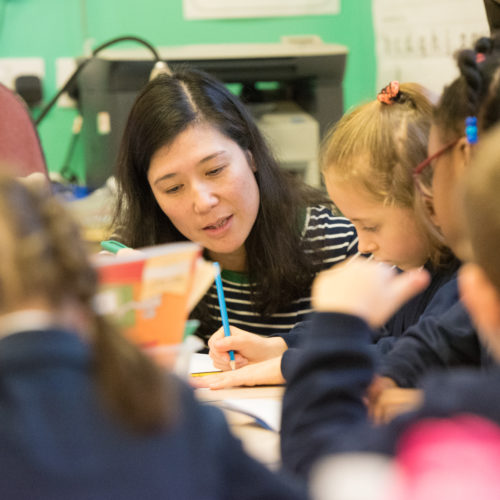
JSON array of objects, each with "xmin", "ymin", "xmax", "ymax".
[
  {"xmin": 321, "ymin": 82, "xmax": 450, "ymax": 265},
  {"xmin": 463, "ymin": 125, "xmax": 500, "ymax": 292},
  {"xmin": 0, "ymin": 176, "xmax": 175, "ymax": 433},
  {"xmin": 321, "ymin": 83, "xmax": 435, "ymax": 205}
]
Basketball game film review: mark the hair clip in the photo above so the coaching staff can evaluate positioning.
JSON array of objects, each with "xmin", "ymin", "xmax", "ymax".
[
  {"xmin": 377, "ymin": 81, "xmax": 400, "ymax": 105},
  {"xmin": 476, "ymin": 52, "xmax": 486, "ymax": 64},
  {"xmin": 465, "ymin": 116, "xmax": 478, "ymax": 144}
]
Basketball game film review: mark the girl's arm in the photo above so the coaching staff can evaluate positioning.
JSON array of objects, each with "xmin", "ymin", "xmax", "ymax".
[{"xmin": 281, "ymin": 261, "xmax": 429, "ymax": 478}]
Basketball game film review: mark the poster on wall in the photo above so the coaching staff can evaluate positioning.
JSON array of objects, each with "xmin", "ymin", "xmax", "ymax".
[
  {"xmin": 183, "ymin": 0, "xmax": 340, "ymax": 20},
  {"xmin": 373, "ymin": 0, "xmax": 489, "ymax": 95}
]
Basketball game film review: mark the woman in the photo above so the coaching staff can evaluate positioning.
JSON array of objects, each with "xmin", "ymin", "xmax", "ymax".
[{"xmin": 112, "ymin": 67, "xmax": 357, "ymax": 343}]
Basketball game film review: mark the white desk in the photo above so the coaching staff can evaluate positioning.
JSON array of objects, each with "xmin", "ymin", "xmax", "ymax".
[{"xmin": 196, "ymin": 385, "xmax": 284, "ymax": 469}]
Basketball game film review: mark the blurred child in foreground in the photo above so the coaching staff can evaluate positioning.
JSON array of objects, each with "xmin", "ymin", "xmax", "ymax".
[{"xmin": 0, "ymin": 175, "xmax": 306, "ymax": 499}]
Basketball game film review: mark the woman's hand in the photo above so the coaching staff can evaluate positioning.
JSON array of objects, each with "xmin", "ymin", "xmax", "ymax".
[
  {"xmin": 190, "ymin": 356, "xmax": 285, "ymax": 390},
  {"xmin": 207, "ymin": 326, "xmax": 287, "ymax": 370},
  {"xmin": 312, "ymin": 260, "xmax": 430, "ymax": 328}
]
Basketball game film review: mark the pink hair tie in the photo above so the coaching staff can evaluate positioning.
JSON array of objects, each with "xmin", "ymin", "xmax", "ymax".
[
  {"xmin": 377, "ymin": 81, "xmax": 400, "ymax": 105},
  {"xmin": 476, "ymin": 52, "xmax": 486, "ymax": 64}
]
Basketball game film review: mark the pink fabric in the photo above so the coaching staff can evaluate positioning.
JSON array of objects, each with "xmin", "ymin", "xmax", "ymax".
[
  {"xmin": 0, "ymin": 83, "xmax": 48, "ymax": 177},
  {"xmin": 390, "ymin": 415, "xmax": 500, "ymax": 500}
]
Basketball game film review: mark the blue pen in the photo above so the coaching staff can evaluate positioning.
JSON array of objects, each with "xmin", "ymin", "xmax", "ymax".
[{"xmin": 213, "ymin": 262, "xmax": 236, "ymax": 370}]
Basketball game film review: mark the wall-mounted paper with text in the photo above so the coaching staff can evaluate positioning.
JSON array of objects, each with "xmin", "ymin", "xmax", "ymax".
[
  {"xmin": 373, "ymin": 0, "xmax": 489, "ymax": 96},
  {"xmin": 184, "ymin": 0, "xmax": 339, "ymax": 20}
]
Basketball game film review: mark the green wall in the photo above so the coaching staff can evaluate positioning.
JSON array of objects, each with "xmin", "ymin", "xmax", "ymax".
[{"xmin": 0, "ymin": 0, "xmax": 375, "ymax": 183}]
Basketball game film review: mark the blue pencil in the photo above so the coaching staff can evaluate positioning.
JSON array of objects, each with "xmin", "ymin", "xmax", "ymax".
[{"xmin": 213, "ymin": 262, "xmax": 236, "ymax": 370}]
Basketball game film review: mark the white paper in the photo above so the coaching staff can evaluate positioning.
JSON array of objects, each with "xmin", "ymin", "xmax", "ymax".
[
  {"xmin": 218, "ymin": 398, "xmax": 282, "ymax": 432},
  {"xmin": 184, "ymin": 0, "xmax": 339, "ymax": 20},
  {"xmin": 189, "ymin": 352, "xmax": 221, "ymax": 374},
  {"xmin": 373, "ymin": 0, "xmax": 489, "ymax": 95}
]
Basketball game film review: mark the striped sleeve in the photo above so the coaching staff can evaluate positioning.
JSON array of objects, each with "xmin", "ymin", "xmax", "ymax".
[
  {"xmin": 199, "ymin": 206, "xmax": 358, "ymax": 339},
  {"xmin": 303, "ymin": 205, "xmax": 358, "ymax": 270}
]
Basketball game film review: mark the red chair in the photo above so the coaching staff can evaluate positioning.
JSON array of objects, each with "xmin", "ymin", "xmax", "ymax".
[{"xmin": 0, "ymin": 83, "xmax": 48, "ymax": 178}]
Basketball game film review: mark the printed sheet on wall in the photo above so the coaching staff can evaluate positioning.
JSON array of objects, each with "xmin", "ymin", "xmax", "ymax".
[
  {"xmin": 184, "ymin": 0, "xmax": 339, "ymax": 20},
  {"xmin": 373, "ymin": 0, "xmax": 489, "ymax": 95}
]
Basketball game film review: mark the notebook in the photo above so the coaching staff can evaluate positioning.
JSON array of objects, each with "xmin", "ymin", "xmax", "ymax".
[
  {"xmin": 189, "ymin": 352, "xmax": 222, "ymax": 375},
  {"xmin": 191, "ymin": 354, "xmax": 282, "ymax": 431},
  {"xmin": 217, "ymin": 398, "xmax": 282, "ymax": 432}
]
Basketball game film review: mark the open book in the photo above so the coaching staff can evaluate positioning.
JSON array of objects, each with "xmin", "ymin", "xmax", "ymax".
[
  {"xmin": 192, "ymin": 354, "xmax": 282, "ymax": 432},
  {"xmin": 93, "ymin": 241, "xmax": 205, "ymax": 352},
  {"xmin": 217, "ymin": 398, "xmax": 282, "ymax": 432}
]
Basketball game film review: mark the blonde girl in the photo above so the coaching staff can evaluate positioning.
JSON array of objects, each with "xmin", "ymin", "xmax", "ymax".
[{"xmin": 197, "ymin": 82, "xmax": 459, "ymax": 390}]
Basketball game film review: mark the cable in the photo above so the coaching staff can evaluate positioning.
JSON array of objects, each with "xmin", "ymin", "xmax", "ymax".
[
  {"xmin": 35, "ymin": 35, "xmax": 169, "ymax": 126},
  {"xmin": 91, "ymin": 35, "xmax": 161, "ymax": 61}
]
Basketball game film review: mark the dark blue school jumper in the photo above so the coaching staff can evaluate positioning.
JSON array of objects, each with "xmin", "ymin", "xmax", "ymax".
[
  {"xmin": 0, "ymin": 329, "xmax": 306, "ymax": 500},
  {"xmin": 378, "ymin": 279, "xmax": 495, "ymax": 387},
  {"xmin": 279, "ymin": 260, "xmax": 463, "ymax": 380},
  {"xmin": 281, "ymin": 312, "xmax": 500, "ymax": 480}
]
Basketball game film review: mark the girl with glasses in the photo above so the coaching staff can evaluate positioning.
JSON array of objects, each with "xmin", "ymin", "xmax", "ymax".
[
  {"xmin": 279, "ymin": 38, "xmax": 500, "ymax": 495},
  {"xmin": 369, "ymin": 35, "xmax": 500, "ymax": 422}
]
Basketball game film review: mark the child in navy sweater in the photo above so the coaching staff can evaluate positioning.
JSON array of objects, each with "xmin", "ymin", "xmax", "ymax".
[
  {"xmin": 0, "ymin": 175, "xmax": 306, "ymax": 500},
  {"xmin": 281, "ymin": 45, "xmax": 500, "ymax": 498},
  {"xmin": 281, "ymin": 124, "xmax": 500, "ymax": 497},
  {"xmin": 368, "ymin": 35, "xmax": 500, "ymax": 421}
]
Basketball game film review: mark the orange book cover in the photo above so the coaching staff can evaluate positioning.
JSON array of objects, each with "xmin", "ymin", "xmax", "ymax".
[{"xmin": 93, "ymin": 242, "xmax": 201, "ymax": 352}]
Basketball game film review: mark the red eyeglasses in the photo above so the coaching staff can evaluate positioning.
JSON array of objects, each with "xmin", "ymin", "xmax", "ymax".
[{"xmin": 413, "ymin": 138, "xmax": 460, "ymax": 199}]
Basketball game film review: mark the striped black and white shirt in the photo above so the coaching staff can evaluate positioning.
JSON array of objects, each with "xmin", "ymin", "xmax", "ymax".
[{"xmin": 196, "ymin": 206, "xmax": 357, "ymax": 341}]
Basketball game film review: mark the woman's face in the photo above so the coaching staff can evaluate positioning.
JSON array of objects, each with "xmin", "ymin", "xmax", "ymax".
[
  {"xmin": 326, "ymin": 175, "xmax": 430, "ymax": 270},
  {"xmin": 147, "ymin": 123, "xmax": 260, "ymax": 271}
]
